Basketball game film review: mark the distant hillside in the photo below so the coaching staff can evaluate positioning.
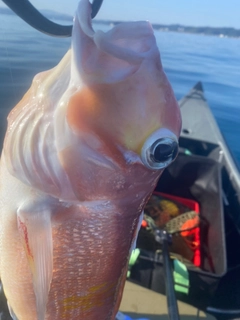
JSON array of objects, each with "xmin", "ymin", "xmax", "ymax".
[
  {"xmin": 0, "ymin": 7, "xmax": 13, "ymax": 15},
  {"xmin": 40, "ymin": 9, "xmax": 73, "ymax": 22},
  {"xmin": 152, "ymin": 23, "xmax": 240, "ymax": 38},
  {"xmin": 95, "ymin": 20, "xmax": 240, "ymax": 38},
  {"xmin": 0, "ymin": 7, "xmax": 239, "ymax": 38},
  {"xmin": 0, "ymin": 7, "xmax": 73, "ymax": 22}
]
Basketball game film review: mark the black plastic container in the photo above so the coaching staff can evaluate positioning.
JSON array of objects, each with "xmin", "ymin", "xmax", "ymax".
[
  {"xmin": 131, "ymin": 152, "xmax": 227, "ymax": 313},
  {"xmin": 155, "ymin": 152, "xmax": 227, "ymax": 277}
]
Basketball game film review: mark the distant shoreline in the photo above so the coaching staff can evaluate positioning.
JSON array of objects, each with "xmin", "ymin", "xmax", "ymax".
[
  {"xmin": 1, "ymin": 7, "xmax": 239, "ymax": 39},
  {"xmin": 95, "ymin": 20, "xmax": 240, "ymax": 39}
]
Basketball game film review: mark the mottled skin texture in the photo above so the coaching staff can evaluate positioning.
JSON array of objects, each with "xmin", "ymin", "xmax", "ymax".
[
  {"xmin": 0, "ymin": 0, "xmax": 181, "ymax": 319},
  {"xmin": 0, "ymin": 155, "xmax": 159, "ymax": 320}
]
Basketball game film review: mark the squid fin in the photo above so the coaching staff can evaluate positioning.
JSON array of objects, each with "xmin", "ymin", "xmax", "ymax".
[{"xmin": 17, "ymin": 198, "xmax": 53, "ymax": 320}]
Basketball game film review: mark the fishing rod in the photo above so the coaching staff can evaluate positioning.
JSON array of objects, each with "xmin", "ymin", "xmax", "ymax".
[{"xmin": 2, "ymin": 0, "xmax": 104, "ymax": 37}]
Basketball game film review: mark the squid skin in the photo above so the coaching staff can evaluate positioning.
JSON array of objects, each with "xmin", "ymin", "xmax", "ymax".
[{"xmin": 0, "ymin": 0, "xmax": 181, "ymax": 319}]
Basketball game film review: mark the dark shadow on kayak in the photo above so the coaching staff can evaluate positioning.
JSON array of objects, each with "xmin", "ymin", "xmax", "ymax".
[{"xmin": 126, "ymin": 313, "xmax": 211, "ymax": 319}]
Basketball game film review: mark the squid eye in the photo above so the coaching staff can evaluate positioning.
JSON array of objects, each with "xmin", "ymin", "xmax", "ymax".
[{"xmin": 141, "ymin": 128, "xmax": 179, "ymax": 170}]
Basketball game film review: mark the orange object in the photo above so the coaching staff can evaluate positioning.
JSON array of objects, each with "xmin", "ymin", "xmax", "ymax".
[
  {"xmin": 157, "ymin": 192, "xmax": 200, "ymax": 212},
  {"xmin": 141, "ymin": 220, "xmax": 148, "ymax": 228},
  {"xmin": 180, "ymin": 215, "xmax": 200, "ymax": 237},
  {"xmin": 154, "ymin": 192, "xmax": 201, "ymax": 267}
]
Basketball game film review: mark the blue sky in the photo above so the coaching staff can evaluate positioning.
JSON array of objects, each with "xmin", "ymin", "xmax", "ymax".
[{"xmin": 1, "ymin": 0, "xmax": 240, "ymax": 28}]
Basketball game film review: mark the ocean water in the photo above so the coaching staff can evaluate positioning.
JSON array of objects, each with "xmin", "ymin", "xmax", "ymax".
[{"xmin": 0, "ymin": 13, "xmax": 240, "ymax": 168}]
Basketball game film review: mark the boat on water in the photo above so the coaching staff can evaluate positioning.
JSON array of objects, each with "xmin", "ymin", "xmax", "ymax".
[{"xmin": 127, "ymin": 82, "xmax": 240, "ymax": 320}]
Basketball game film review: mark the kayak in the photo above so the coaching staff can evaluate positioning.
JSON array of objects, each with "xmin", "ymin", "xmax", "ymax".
[
  {"xmin": 130, "ymin": 82, "xmax": 240, "ymax": 320},
  {"xmin": 179, "ymin": 82, "xmax": 240, "ymax": 226}
]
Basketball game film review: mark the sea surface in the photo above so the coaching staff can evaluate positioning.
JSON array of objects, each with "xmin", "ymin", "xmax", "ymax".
[{"xmin": 0, "ymin": 13, "xmax": 240, "ymax": 168}]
